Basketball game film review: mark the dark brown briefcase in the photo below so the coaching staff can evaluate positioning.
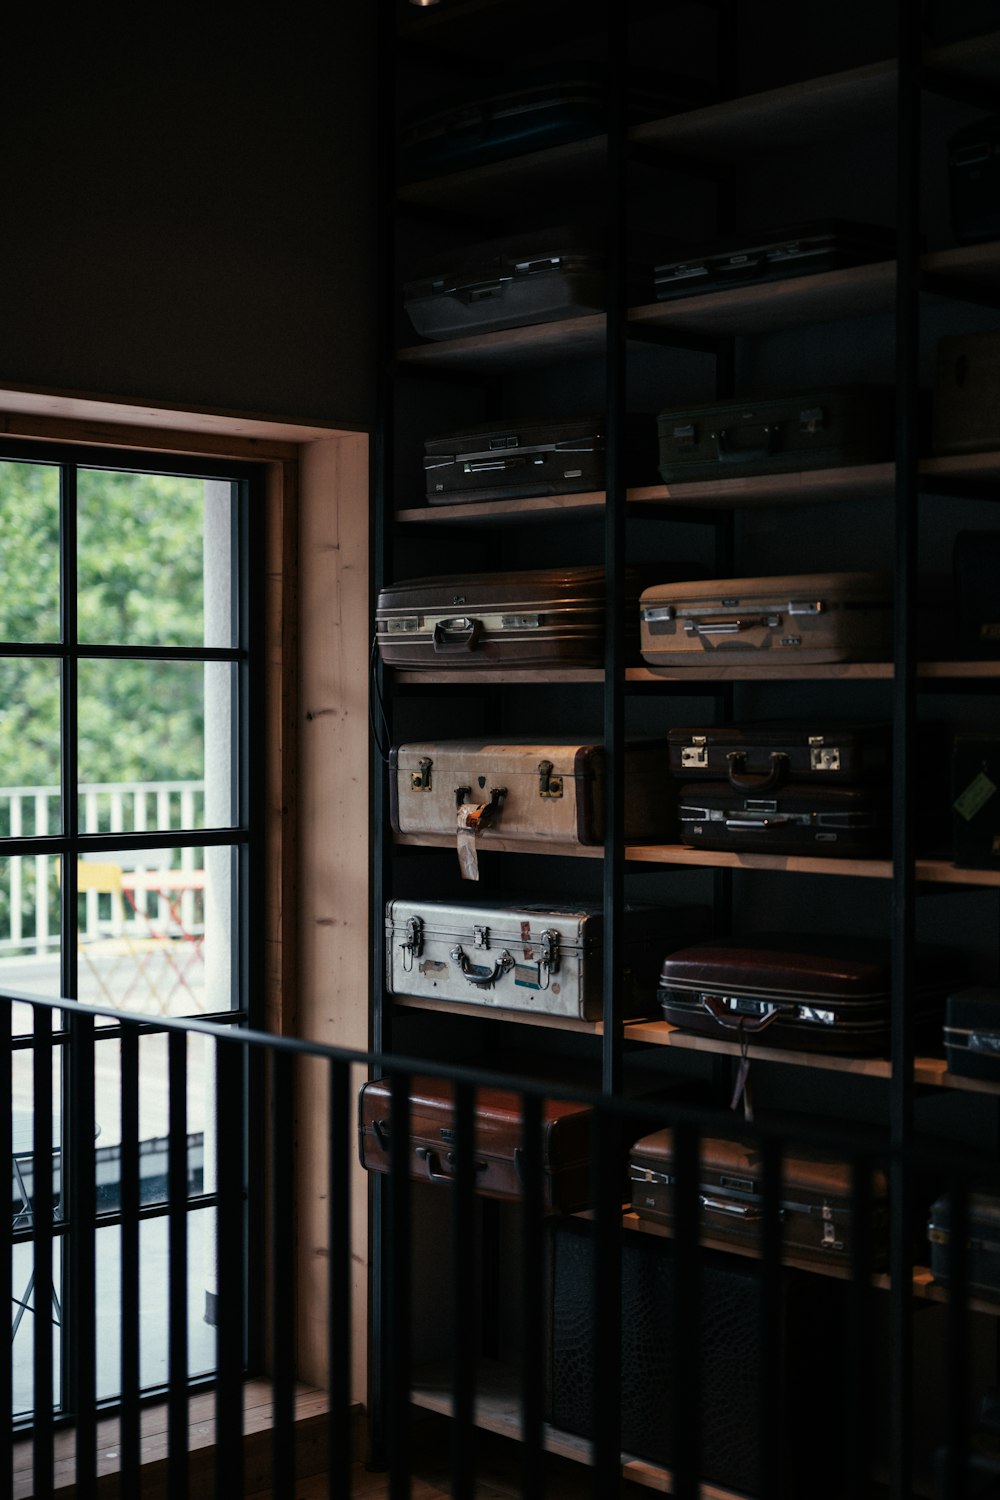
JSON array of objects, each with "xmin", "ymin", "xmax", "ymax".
[
  {"xmin": 929, "ymin": 1191, "xmax": 1000, "ymax": 1300},
  {"xmin": 658, "ymin": 933, "xmax": 957, "ymax": 1055},
  {"xmin": 656, "ymin": 385, "xmax": 896, "ymax": 483},
  {"xmin": 676, "ymin": 780, "xmax": 891, "ymax": 858},
  {"xmin": 667, "ymin": 720, "xmax": 892, "ymax": 786},
  {"xmin": 628, "ymin": 1128, "xmax": 888, "ymax": 1268},
  {"xmin": 357, "ymin": 1074, "xmax": 593, "ymax": 1211},
  {"xmin": 945, "ymin": 987, "xmax": 1000, "ymax": 1082}
]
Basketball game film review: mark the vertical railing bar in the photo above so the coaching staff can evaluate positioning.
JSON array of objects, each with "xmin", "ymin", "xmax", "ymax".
[
  {"xmin": 590, "ymin": 1103, "xmax": 622, "ymax": 1499},
  {"xmin": 215, "ymin": 1037, "xmax": 245, "ymax": 1500},
  {"xmin": 270, "ymin": 1050, "xmax": 296, "ymax": 1499},
  {"xmin": 167, "ymin": 1029, "xmax": 189, "ymax": 1499},
  {"xmin": 846, "ymin": 1155, "xmax": 875, "ymax": 1497},
  {"xmin": 119, "ymin": 1023, "xmax": 142, "ymax": 1496},
  {"xmin": 32, "ymin": 1005, "xmax": 54, "ymax": 1499},
  {"xmin": 450, "ymin": 1079, "xmax": 476, "ymax": 1500},
  {"xmin": 519, "ymin": 1092, "xmax": 544, "ymax": 1500},
  {"xmin": 671, "ymin": 1121, "xmax": 700, "ymax": 1500},
  {"xmin": 387, "ymin": 1071, "xmax": 412, "ymax": 1500},
  {"xmin": 71, "ymin": 1010, "xmax": 98, "ymax": 1499},
  {"xmin": 759, "ymin": 1136, "xmax": 783, "ymax": 1500},
  {"xmin": 327, "ymin": 1056, "xmax": 352, "ymax": 1497},
  {"xmin": 945, "ymin": 1176, "xmax": 970, "ymax": 1500},
  {"xmin": 0, "ymin": 997, "xmax": 13, "ymax": 1495}
]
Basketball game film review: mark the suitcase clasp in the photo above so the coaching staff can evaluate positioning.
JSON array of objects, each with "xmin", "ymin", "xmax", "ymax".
[
  {"xmin": 400, "ymin": 915, "xmax": 424, "ymax": 970},
  {"xmin": 540, "ymin": 928, "xmax": 560, "ymax": 982},
  {"xmin": 681, "ymin": 737, "xmax": 708, "ymax": 769},
  {"xmin": 538, "ymin": 760, "xmax": 563, "ymax": 798},
  {"xmin": 809, "ymin": 736, "xmax": 841, "ymax": 772},
  {"xmin": 411, "ymin": 757, "xmax": 433, "ymax": 791}
]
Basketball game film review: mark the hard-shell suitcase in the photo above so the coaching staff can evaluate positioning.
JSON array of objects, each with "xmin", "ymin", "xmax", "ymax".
[
  {"xmin": 639, "ymin": 571, "xmax": 893, "ymax": 670},
  {"xmin": 944, "ymin": 987, "xmax": 1000, "ymax": 1082},
  {"xmin": 422, "ymin": 413, "xmax": 658, "ymax": 505},
  {"xmin": 953, "ymin": 735, "xmax": 1000, "ymax": 871},
  {"xmin": 667, "ymin": 720, "xmax": 892, "ymax": 786},
  {"xmin": 384, "ymin": 898, "xmax": 711, "ymax": 1021},
  {"xmin": 357, "ymin": 1074, "xmax": 592, "ymax": 1211},
  {"xmin": 676, "ymin": 780, "xmax": 891, "ymax": 857},
  {"xmin": 655, "ymin": 385, "xmax": 896, "ymax": 483},
  {"xmin": 628, "ymin": 1128, "xmax": 889, "ymax": 1268},
  {"xmin": 403, "ymin": 227, "xmax": 606, "ymax": 342},
  {"xmin": 949, "ymin": 116, "xmax": 1000, "ymax": 245},
  {"xmin": 547, "ymin": 1218, "xmax": 847, "ymax": 1496},
  {"xmin": 653, "ymin": 219, "xmax": 895, "ymax": 302},
  {"xmin": 932, "ymin": 332, "xmax": 1000, "ymax": 456},
  {"xmin": 929, "ymin": 1192, "xmax": 1000, "ymax": 1299},
  {"xmin": 657, "ymin": 932, "xmax": 956, "ymax": 1055},
  {"xmin": 388, "ymin": 737, "xmax": 675, "ymax": 855},
  {"xmin": 397, "ymin": 64, "xmax": 707, "ymax": 181},
  {"xmin": 376, "ymin": 564, "xmax": 662, "ymax": 670},
  {"xmin": 954, "ymin": 531, "xmax": 1000, "ymax": 656}
]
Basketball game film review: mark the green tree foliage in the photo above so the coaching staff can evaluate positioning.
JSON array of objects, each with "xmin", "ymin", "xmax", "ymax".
[{"xmin": 0, "ymin": 460, "xmax": 212, "ymax": 792}]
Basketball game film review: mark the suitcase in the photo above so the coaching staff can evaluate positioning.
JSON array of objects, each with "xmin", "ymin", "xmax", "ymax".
[
  {"xmin": 953, "ymin": 735, "xmax": 1000, "ymax": 871},
  {"xmin": 655, "ymin": 385, "xmax": 896, "ymax": 483},
  {"xmin": 376, "ymin": 564, "xmax": 662, "ymax": 671},
  {"xmin": 676, "ymin": 780, "xmax": 891, "ymax": 858},
  {"xmin": 397, "ymin": 64, "xmax": 708, "ymax": 181},
  {"xmin": 388, "ymin": 737, "xmax": 676, "ymax": 851},
  {"xmin": 667, "ymin": 720, "xmax": 892, "ymax": 786},
  {"xmin": 402, "ymin": 226, "xmax": 606, "ymax": 341},
  {"xmin": 422, "ymin": 413, "xmax": 658, "ymax": 505},
  {"xmin": 628, "ymin": 1128, "xmax": 889, "ymax": 1268},
  {"xmin": 928, "ymin": 1192, "xmax": 1000, "ymax": 1300},
  {"xmin": 657, "ymin": 932, "xmax": 956, "ymax": 1055},
  {"xmin": 384, "ymin": 897, "xmax": 711, "ymax": 1022},
  {"xmin": 933, "ymin": 332, "xmax": 1000, "ymax": 456},
  {"xmin": 954, "ymin": 531, "xmax": 1000, "ymax": 656},
  {"xmin": 639, "ymin": 571, "xmax": 894, "ymax": 670},
  {"xmin": 944, "ymin": 987, "xmax": 1000, "ymax": 1082},
  {"xmin": 547, "ymin": 1218, "xmax": 846, "ymax": 1495},
  {"xmin": 653, "ymin": 218, "xmax": 896, "ymax": 302},
  {"xmin": 949, "ymin": 116, "xmax": 1000, "ymax": 245},
  {"xmin": 357, "ymin": 1074, "xmax": 593, "ymax": 1211}
]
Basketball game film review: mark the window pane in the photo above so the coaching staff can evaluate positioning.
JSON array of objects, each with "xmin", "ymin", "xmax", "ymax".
[
  {"xmin": 77, "ymin": 470, "xmax": 235, "ymax": 650},
  {"xmin": 0, "ymin": 659, "xmax": 62, "ymax": 835},
  {"xmin": 77, "ymin": 659, "xmax": 235, "ymax": 828},
  {"xmin": 94, "ymin": 1028, "xmax": 214, "ymax": 1199},
  {"xmin": 72, "ymin": 846, "xmax": 233, "ymax": 1019},
  {"xmin": 0, "ymin": 855, "xmax": 62, "ymax": 1034},
  {"xmin": 0, "ymin": 459, "xmax": 60, "ymax": 644},
  {"xmin": 11, "ymin": 1039, "xmax": 65, "ymax": 1419}
]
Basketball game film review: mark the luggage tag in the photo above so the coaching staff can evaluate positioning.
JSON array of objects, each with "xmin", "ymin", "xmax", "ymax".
[{"xmin": 455, "ymin": 788, "xmax": 506, "ymax": 880}]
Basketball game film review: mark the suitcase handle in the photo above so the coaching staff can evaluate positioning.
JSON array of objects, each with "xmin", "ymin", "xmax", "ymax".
[
  {"xmin": 726, "ymin": 750, "xmax": 790, "ymax": 793},
  {"xmin": 415, "ymin": 1145, "xmax": 488, "ymax": 1184},
  {"xmin": 712, "ymin": 423, "xmax": 781, "ymax": 464},
  {"xmin": 699, "ymin": 1194, "xmax": 769, "ymax": 1221},
  {"xmin": 700, "ymin": 993, "xmax": 782, "ymax": 1034},
  {"xmin": 450, "ymin": 944, "xmax": 515, "ymax": 988},
  {"xmin": 433, "ymin": 617, "xmax": 483, "ymax": 653}
]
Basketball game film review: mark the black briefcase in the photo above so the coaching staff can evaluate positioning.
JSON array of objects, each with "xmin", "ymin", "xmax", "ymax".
[
  {"xmin": 653, "ymin": 219, "xmax": 895, "ymax": 302},
  {"xmin": 945, "ymin": 988, "xmax": 1000, "ymax": 1082},
  {"xmin": 954, "ymin": 532, "xmax": 1000, "ymax": 657},
  {"xmin": 676, "ymin": 781, "xmax": 891, "ymax": 858},
  {"xmin": 667, "ymin": 720, "xmax": 892, "ymax": 786},
  {"xmin": 949, "ymin": 116, "xmax": 1000, "ymax": 245}
]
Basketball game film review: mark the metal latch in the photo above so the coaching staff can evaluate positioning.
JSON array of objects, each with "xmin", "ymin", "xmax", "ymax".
[
  {"xmin": 642, "ymin": 605, "xmax": 676, "ymax": 622},
  {"xmin": 809, "ymin": 736, "xmax": 841, "ymax": 772},
  {"xmin": 400, "ymin": 915, "xmax": 423, "ymax": 971},
  {"xmin": 787, "ymin": 599, "xmax": 824, "ymax": 615},
  {"xmin": 799, "ymin": 405, "xmax": 826, "ymax": 434},
  {"xmin": 410, "ymin": 757, "xmax": 432, "ymax": 791},
  {"xmin": 473, "ymin": 925, "xmax": 490, "ymax": 950},
  {"xmin": 501, "ymin": 613, "xmax": 542, "ymax": 629},
  {"xmin": 385, "ymin": 616, "xmax": 419, "ymax": 634},
  {"xmin": 540, "ymin": 928, "xmax": 560, "ymax": 978},
  {"xmin": 672, "ymin": 423, "xmax": 697, "ymax": 447},
  {"xmin": 680, "ymin": 736, "xmax": 708, "ymax": 770},
  {"xmin": 538, "ymin": 760, "xmax": 563, "ymax": 798}
]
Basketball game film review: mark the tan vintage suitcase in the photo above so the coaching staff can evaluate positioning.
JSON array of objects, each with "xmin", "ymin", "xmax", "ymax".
[
  {"xmin": 388, "ymin": 737, "xmax": 674, "ymax": 876},
  {"xmin": 639, "ymin": 571, "xmax": 893, "ymax": 670}
]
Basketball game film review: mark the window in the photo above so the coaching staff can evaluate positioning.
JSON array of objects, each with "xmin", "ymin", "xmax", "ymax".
[{"xmin": 1, "ymin": 440, "xmax": 262, "ymax": 1420}]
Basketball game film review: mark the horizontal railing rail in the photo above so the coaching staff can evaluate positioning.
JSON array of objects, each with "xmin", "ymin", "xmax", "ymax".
[{"xmin": 3, "ymin": 985, "xmax": 995, "ymax": 1499}]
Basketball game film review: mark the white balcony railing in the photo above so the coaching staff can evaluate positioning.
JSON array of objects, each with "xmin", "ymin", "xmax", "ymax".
[{"xmin": 0, "ymin": 780, "xmax": 205, "ymax": 956}]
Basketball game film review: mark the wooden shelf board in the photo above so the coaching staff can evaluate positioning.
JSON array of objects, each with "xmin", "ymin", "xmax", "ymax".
[
  {"xmin": 396, "ymin": 314, "xmax": 606, "ymax": 373},
  {"xmin": 926, "ymin": 29, "xmax": 1000, "ymax": 88},
  {"xmin": 392, "ymin": 667, "xmax": 605, "ymax": 684},
  {"xmin": 395, "ymin": 491, "xmax": 607, "ymax": 524},
  {"xmin": 922, "ymin": 451, "xmax": 1000, "ymax": 488},
  {"xmin": 397, "ymin": 135, "xmax": 606, "ymax": 214},
  {"xmin": 630, "ymin": 260, "xmax": 896, "ymax": 336},
  {"xmin": 923, "ymin": 241, "xmax": 1000, "ymax": 289},
  {"xmin": 622, "ymin": 845, "xmax": 1000, "ymax": 885},
  {"xmin": 392, "ymin": 993, "xmax": 605, "ymax": 1033},
  {"xmin": 631, "ymin": 58, "xmax": 897, "ymax": 161},
  {"xmin": 621, "ymin": 1019, "xmax": 900, "ymax": 1074},
  {"xmin": 393, "ymin": 832, "xmax": 604, "ymax": 859},
  {"xmin": 628, "ymin": 661, "xmax": 1000, "ymax": 681},
  {"xmin": 410, "ymin": 1360, "xmax": 741, "ymax": 1498},
  {"xmin": 622, "ymin": 1212, "xmax": 894, "ymax": 1287}
]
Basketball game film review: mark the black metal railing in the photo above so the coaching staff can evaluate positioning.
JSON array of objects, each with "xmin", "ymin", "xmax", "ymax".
[{"xmin": 3, "ymin": 986, "xmax": 995, "ymax": 1499}]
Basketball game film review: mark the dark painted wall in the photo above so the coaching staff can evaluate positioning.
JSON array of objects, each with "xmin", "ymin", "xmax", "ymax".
[{"xmin": 0, "ymin": 11, "xmax": 377, "ymax": 429}]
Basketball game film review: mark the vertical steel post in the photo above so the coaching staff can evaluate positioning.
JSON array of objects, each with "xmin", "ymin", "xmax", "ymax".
[
  {"xmin": 519, "ymin": 1091, "xmax": 544, "ymax": 1500},
  {"xmin": 167, "ymin": 1029, "xmax": 189, "ymax": 1500},
  {"xmin": 327, "ymin": 1056, "xmax": 352, "ymax": 1493},
  {"xmin": 119, "ymin": 1024, "xmax": 142, "ymax": 1496},
  {"xmin": 31, "ymin": 1006, "xmax": 54, "ymax": 1499},
  {"xmin": 270, "ymin": 1049, "xmax": 296, "ymax": 1497},
  {"xmin": 215, "ymin": 1037, "xmax": 245, "ymax": 1499}
]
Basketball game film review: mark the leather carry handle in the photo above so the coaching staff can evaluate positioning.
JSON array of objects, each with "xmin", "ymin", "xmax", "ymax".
[
  {"xmin": 712, "ymin": 422, "xmax": 781, "ymax": 465},
  {"xmin": 684, "ymin": 612, "xmax": 780, "ymax": 636},
  {"xmin": 699, "ymin": 1195, "xmax": 766, "ymax": 1220},
  {"xmin": 433, "ymin": 617, "xmax": 483, "ymax": 653},
  {"xmin": 726, "ymin": 749, "xmax": 790, "ymax": 793},
  {"xmin": 450, "ymin": 944, "xmax": 514, "ymax": 988},
  {"xmin": 699, "ymin": 993, "xmax": 782, "ymax": 1034},
  {"xmin": 415, "ymin": 1145, "xmax": 487, "ymax": 1184}
]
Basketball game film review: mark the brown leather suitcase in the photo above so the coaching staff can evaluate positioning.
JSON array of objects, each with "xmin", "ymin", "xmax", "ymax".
[
  {"xmin": 357, "ymin": 1074, "xmax": 593, "ymax": 1211},
  {"xmin": 658, "ymin": 933, "xmax": 958, "ymax": 1055},
  {"xmin": 628, "ymin": 1128, "xmax": 888, "ymax": 1268},
  {"xmin": 639, "ymin": 571, "xmax": 893, "ymax": 670}
]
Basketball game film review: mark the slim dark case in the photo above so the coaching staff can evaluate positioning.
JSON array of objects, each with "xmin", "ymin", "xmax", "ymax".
[
  {"xmin": 945, "ymin": 987, "xmax": 1000, "ymax": 1081},
  {"xmin": 676, "ymin": 781, "xmax": 891, "ymax": 858},
  {"xmin": 949, "ymin": 116, "xmax": 1000, "ymax": 245},
  {"xmin": 653, "ymin": 219, "xmax": 895, "ymax": 302},
  {"xmin": 667, "ymin": 720, "xmax": 892, "ymax": 785}
]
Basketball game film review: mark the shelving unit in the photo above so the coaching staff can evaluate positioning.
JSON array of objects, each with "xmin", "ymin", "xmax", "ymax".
[{"xmin": 373, "ymin": 2, "xmax": 1000, "ymax": 1492}]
